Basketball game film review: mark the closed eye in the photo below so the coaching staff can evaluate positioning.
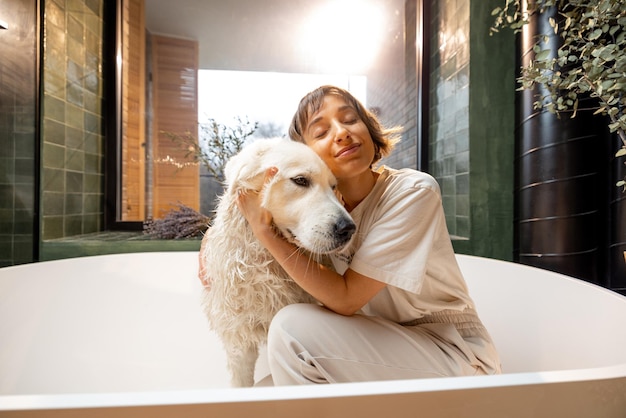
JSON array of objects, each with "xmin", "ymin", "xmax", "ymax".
[
  {"xmin": 313, "ymin": 129, "xmax": 328, "ymax": 139},
  {"xmin": 291, "ymin": 176, "xmax": 310, "ymax": 187}
]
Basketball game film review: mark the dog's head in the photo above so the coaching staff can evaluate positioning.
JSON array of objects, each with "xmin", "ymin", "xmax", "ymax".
[{"xmin": 224, "ymin": 137, "xmax": 355, "ymax": 254}]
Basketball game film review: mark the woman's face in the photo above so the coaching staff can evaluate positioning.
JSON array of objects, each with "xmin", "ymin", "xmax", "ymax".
[{"xmin": 302, "ymin": 94, "xmax": 376, "ymax": 181}]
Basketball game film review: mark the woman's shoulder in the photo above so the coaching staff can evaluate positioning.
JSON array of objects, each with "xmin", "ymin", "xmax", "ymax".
[{"xmin": 380, "ymin": 166, "xmax": 441, "ymax": 195}]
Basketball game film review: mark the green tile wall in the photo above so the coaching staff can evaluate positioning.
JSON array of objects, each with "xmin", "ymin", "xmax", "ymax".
[
  {"xmin": 0, "ymin": 0, "xmax": 38, "ymax": 267},
  {"xmin": 455, "ymin": 0, "xmax": 515, "ymax": 260},
  {"xmin": 428, "ymin": 0, "xmax": 471, "ymax": 239},
  {"xmin": 41, "ymin": 0, "xmax": 105, "ymax": 240}
]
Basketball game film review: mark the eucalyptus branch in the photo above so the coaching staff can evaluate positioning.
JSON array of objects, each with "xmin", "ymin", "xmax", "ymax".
[
  {"xmin": 580, "ymin": 75, "xmax": 626, "ymax": 147},
  {"xmin": 491, "ymin": 0, "xmax": 626, "ymax": 189}
]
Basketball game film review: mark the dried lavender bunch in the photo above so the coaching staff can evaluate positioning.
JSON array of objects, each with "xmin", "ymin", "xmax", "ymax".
[{"xmin": 143, "ymin": 203, "xmax": 211, "ymax": 239}]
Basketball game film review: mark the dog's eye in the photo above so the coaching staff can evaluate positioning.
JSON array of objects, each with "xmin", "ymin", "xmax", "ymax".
[{"xmin": 291, "ymin": 176, "xmax": 310, "ymax": 187}]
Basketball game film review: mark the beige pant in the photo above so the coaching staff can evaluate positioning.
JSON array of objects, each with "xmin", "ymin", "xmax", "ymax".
[{"xmin": 266, "ymin": 303, "xmax": 501, "ymax": 385}]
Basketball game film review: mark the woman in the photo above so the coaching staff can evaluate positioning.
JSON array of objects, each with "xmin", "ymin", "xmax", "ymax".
[{"xmin": 232, "ymin": 85, "xmax": 501, "ymax": 385}]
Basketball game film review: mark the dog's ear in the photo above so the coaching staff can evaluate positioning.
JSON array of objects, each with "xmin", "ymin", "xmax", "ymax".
[{"xmin": 224, "ymin": 139, "xmax": 275, "ymax": 192}]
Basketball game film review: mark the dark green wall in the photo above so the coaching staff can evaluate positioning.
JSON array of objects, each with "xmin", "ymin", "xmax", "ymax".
[{"xmin": 452, "ymin": 0, "xmax": 516, "ymax": 260}]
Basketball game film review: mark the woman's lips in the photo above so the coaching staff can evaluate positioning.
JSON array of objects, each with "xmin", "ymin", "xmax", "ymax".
[{"xmin": 336, "ymin": 143, "xmax": 360, "ymax": 157}]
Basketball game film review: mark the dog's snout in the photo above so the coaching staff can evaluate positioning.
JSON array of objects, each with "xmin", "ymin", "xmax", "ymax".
[{"xmin": 334, "ymin": 217, "xmax": 356, "ymax": 242}]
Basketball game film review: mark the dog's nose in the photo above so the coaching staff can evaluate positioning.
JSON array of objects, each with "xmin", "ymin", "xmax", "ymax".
[{"xmin": 334, "ymin": 217, "xmax": 356, "ymax": 242}]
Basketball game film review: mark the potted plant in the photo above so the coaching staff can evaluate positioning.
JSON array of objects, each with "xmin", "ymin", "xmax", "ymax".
[{"xmin": 490, "ymin": 0, "xmax": 626, "ymax": 189}]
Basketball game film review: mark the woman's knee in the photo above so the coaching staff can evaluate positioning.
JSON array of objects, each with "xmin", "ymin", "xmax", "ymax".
[{"xmin": 268, "ymin": 303, "xmax": 326, "ymax": 350}]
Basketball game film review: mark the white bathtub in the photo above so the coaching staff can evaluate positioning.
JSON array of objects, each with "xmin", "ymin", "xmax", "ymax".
[{"xmin": 1, "ymin": 252, "xmax": 625, "ymax": 417}]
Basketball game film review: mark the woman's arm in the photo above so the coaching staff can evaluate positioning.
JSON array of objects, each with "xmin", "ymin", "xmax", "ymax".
[{"xmin": 236, "ymin": 169, "xmax": 386, "ymax": 316}]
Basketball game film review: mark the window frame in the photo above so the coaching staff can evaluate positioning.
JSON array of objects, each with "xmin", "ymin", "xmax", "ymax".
[{"xmin": 104, "ymin": 0, "xmax": 143, "ymax": 230}]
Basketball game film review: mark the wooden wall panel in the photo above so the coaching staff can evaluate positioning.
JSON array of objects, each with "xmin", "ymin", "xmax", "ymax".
[{"xmin": 150, "ymin": 34, "xmax": 199, "ymax": 218}]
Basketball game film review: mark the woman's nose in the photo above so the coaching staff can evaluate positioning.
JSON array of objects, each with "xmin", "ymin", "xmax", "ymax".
[{"xmin": 332, "ymin": 121, "xmax": 350, "ymax": 142}]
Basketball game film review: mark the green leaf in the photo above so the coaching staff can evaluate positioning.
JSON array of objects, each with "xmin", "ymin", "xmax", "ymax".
[
  {"xmin": 535, "ymin": 49, "xmax": 552, "ymax": 61},
  {"xmin": 589, "ymin": 28, "xmax": 603, "ymax": 40},
  {"xmin": 616, "ymin": 148, "xmax": 626, "ymax": 158},
  {"xmin": 601, "ymin": 79, "xmax": 615, "ymax": 90}
]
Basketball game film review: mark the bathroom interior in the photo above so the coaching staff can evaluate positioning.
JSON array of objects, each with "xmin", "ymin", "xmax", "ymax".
[
  {"xmin": 2, "ymin": 0, "xmax": 624, "ymax": 293},
  {"xmin": 1, "ymin": 0, "xmax": 626, "ymax": 416}
]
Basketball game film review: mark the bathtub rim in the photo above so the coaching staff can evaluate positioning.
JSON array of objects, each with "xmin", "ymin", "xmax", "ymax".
[{"xmin": 1, "ymin": 363, "xmax": 626, "ymax": 412}]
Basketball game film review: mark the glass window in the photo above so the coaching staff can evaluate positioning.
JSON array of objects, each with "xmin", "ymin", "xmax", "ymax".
[{"xmin": 109, "ymin": 0, "xmax": 425, "ymax": 227}]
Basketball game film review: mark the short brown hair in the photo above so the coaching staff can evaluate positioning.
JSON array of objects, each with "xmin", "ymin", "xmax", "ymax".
[{"xmin": 288, "ymin": 85, "xmax": 401, "ymax": 165}]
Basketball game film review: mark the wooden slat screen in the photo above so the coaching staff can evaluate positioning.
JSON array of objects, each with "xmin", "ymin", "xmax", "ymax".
[{"xmin": 150, "ymin": 34, "xmax": 200, "ymax": 218}]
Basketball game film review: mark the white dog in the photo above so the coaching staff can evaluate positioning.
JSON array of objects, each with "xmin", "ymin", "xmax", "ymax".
[{"xmin": 201, "ymin": 137, "xmax": 356, "ymax": 387}]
